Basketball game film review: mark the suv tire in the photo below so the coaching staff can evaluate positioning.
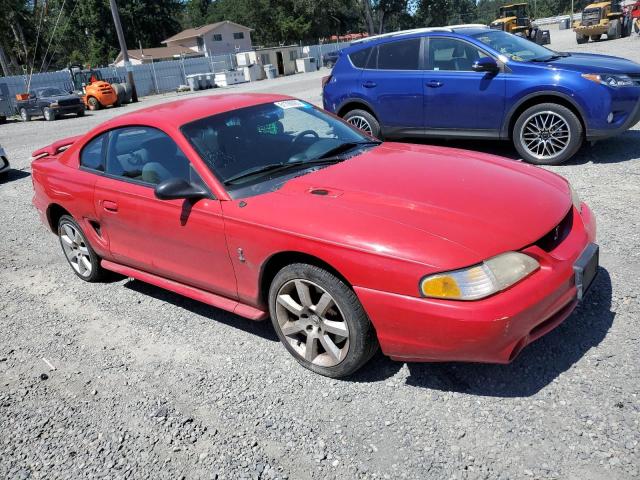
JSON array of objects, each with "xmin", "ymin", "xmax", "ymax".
[
  {"xmin": 343, "ymin": 109, "xmax": 381, "ymax": 139},
  {"xmin": 513, "ymin": 103, "xmax": 583, "ymax": 165}
]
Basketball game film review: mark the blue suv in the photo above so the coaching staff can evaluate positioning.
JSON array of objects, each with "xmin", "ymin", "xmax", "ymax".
[{"xmin": 322, "ymin": 25, "xmax": 640, "ymax": 165}]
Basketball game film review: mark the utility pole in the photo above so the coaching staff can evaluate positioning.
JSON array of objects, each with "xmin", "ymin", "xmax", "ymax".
[{"xmin": 109, "ymin": 0, "xmax": 138, "ymax": 102}]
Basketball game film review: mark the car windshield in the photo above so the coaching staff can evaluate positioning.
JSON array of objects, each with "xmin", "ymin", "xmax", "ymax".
[
  {"xmin": 181, "ymin": 100, "xmax": 375, "ymax": 188},
  {"xmin": 38, "ymin": 87, "xmax": 66, "ymax": 97},
  {"xmin": 471, "ymin": 30, "xmax": 554, "ymax": 62}
]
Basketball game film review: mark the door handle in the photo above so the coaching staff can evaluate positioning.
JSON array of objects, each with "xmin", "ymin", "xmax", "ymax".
[
  {"xmin": 103, "ymin": 200, "xmax": 118, "ymax": 212},
  {"xmin": 362, "ymin": 81, "xmax": 377, "ymax": 88},
  {"xmin": 426, "ymin": 81, "xmax": 444, "ymax": 88}
]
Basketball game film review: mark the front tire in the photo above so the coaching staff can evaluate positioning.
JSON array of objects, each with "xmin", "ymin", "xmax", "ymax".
[
  {"xmin": 343, "ymin": 109, "xmax": 381, "ymax": 139},
  {"xmin": 513, "ymin": 103, "xmax": 583, "ymax": 165},
  {"xmin": 20, "ymin": 108, "xmax": 31, "ymax": 122},
  {"xmin": 576, "ymin": 33, "xmax": 588, "ymax": 44},
  {"xmin": 43, "ymin": 107, "xmax": 56, "ymax": 121},
  {"xmin": 268, "ymin": 263, "xmax": 378, "ymax": 378},
  {"xmin": 58, "ymin": 215, "xmax": 106, "ymax": 282}
]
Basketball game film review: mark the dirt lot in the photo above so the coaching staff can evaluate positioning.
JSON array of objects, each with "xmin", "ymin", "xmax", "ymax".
[{"xmin": 1, "ymin": 28, "xmax": 639, "ymax": 480}]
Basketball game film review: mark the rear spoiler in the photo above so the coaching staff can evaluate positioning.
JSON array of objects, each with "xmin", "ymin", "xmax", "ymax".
[{"xmin": 31, "ymin": 135, "xmax": 83, "ymax": 160}]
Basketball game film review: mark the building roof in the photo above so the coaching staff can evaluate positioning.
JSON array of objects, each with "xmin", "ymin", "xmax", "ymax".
[
  {"xmin": 114, "ymin": 46, "xmax": 202, "ymax": 63},
  {"xmin": 162, "ymin": 21, "xmax": 252, "ymax": 44}
]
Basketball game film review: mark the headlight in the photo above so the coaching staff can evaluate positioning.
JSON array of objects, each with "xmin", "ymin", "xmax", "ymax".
[
  {"xmin": 420, "ymin": 252, "xmax": 539, "ymax": 301},
  {"xmin": 582, "ymin": 73, "xmax": 634, "ymax": 88},
  {"xmin": 49, "ymin": 102, "xmax": 59, "ymax": 107},
  {"xmin": 569, "ymin": 183, "xmax": 582, "ymax": 213}
]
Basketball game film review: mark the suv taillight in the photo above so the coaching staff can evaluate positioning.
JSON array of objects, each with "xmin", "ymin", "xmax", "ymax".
[{"xmin": 322, "ymin": 75, "xmax": 332, "ymax": 89}]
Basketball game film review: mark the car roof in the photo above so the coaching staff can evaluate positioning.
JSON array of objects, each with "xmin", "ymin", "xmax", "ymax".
[
  {"xmin": 350, "ymin": 24, "xmax": 489, "ymax": 45},
  {"xmin": 101, "ymin": 93, "xmax": 295, "ymax": 130}
]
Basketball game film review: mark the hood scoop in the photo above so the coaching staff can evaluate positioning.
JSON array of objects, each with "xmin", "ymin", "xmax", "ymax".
[{"xmin": 309, "ymin": 187, "xmax": 343, "ymax": 198}]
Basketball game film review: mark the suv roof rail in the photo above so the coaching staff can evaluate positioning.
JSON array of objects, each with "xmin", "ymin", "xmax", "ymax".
[{"xmin": 351, "ymin": 24, "xmax": 489, "ymax": 44}]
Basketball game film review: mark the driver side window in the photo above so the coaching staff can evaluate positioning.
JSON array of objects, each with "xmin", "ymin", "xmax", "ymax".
[
  {"xmin": 105, "ymin": 127, "xmax": 201, "ymax": 186},
  {"xmin": 427, "ymin": 38, "xmax": 487, "ymax": 72}
]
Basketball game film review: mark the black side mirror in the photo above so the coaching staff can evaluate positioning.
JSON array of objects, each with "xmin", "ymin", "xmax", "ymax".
[
  {"xmin": 472, "ymin": 57, "xmax": 499, "ymax": 73},
  {"xmin": 154, "ymin": 178, "xmax": 209, "ymax": 201}
]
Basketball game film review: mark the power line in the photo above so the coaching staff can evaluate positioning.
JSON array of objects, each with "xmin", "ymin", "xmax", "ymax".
[{"xmin": 39, "ymin": 0, "xmax": 67, "ymax": 73}]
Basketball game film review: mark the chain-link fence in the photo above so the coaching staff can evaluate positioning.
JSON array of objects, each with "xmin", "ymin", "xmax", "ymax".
[{"xmin": 0, "ymin": 42, "xmax": 350, "ymax": 114}]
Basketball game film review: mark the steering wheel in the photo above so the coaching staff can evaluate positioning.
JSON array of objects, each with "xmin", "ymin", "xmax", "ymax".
[{"xmin": 292, "ymin": 130, "xmax": 319, "ymax": 144}]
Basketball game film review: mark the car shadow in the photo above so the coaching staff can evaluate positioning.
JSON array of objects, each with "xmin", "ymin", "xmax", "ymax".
[
  {"xmin": 349, "ymin": 267, "xmax": 614, "ymax": 397},
  {"xmin": 402, "ymin": 129, "xmax": 640, "ymax": 165},
  {"xmin": 0, "ymin": 169, "xmax": 31, "ymax": 183},
  {"xmin": 123, "ymin": 279, "xmax": 279, "ymax": 342}
]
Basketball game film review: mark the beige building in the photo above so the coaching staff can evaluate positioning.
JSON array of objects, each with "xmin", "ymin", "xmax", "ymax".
[
  {"xmin": 162, "ymin": 21, "xmax": 253, "ymax": 57},
  {"xmin": 238, "ymin": 46, "xmax": 301, "ymax": 76}
]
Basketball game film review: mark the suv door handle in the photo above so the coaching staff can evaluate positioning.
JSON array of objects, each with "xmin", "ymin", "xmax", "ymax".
[
  {"xmin": 103, "ymin": 200, "xmax": 118, "ymax": 212},
  {"xmin": 426, "ymin": 81, "xmax": 444, "ymax": 88},
  {"xmin": 362, "ymin": 81, "xmax": 377, "ymax": 88}
]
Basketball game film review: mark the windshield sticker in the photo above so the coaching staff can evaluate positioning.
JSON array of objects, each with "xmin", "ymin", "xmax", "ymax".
[{"xmin": 274, "ymin": 100, "xmax": 309, "ymax": 109}]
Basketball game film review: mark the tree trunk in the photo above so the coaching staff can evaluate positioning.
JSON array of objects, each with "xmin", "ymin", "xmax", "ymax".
[
  {"xmin": 378, "ymin": 10, "xmax": 386, "ymax": 34},
  {"xmin": 0, "ymin": 44, "xmax": 12, "ymax": 76},
  {"xmin": 360, "ymin": 0, "xmax": 376, "ymax": 35}
]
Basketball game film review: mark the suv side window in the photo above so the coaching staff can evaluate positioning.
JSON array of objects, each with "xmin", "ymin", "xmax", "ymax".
[
  {"xmin": 349, "ymin": 47, "xmax": 371, "ymax": 68},
  {"xmin": 105, "ymin": 126, "xmax": 201, "ymax": 186},
  {"xmin": 427, "ymin": 38, "xmax": 488, "ymax": 71},
  {"xmin": 375, "ymin": 38, "xmax": 420, "ymax": 70},
  {"xmin": 80, "ymin": 133, "xmax": 107, "ymax": 171}
]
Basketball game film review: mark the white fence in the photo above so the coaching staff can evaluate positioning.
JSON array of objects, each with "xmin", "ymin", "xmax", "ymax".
[{"xmin": 0, "ymin": 41, "xmax": 350, "ymax": 113}]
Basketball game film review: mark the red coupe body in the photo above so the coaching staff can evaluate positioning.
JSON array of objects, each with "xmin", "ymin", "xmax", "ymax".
[{"xmin": 31, "ymin": 94, "xmax": 597, "ymax": 365}]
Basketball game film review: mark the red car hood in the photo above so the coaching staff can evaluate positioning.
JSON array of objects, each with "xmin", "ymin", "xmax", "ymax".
[{"xmin": 272, "ymin": 142, "xmax": 571, "ymax": 267}]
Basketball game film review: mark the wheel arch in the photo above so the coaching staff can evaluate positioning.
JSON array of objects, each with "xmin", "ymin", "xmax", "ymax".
[
  {"xmin": 259, "ymin": 251, "xmax": 352, "ymax": 306},
  {"xmin": 503, "ymin": 92, "xmax": 587, "ymax": 140},
  {"xmin": 336, "ymin": 99, "xmax": 378, "ymax": 119},
  {"xmin": 46, "ymin": 203, "xmax": 72, "ymax": 233}
]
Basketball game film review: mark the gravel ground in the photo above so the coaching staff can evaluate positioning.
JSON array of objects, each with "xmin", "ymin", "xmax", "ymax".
[{"xmin": 1, "ymin": 29, "xmax": 639, "ymax": 480}]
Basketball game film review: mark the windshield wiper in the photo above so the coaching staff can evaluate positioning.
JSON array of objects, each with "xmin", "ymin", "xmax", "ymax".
[
  {"xmin": 223, "ymin": 141, "xmax": 380, "ymax": 185},
  {"xmin": 530, "ymin": 53, "xmax": 568, "ymax": 62},
  {"xmin": 315, "ymin": 140, "xmax": 380, "ymax": 160},
  {"xmin": 223, "ymin": 158, "xmax": 346, "ymax": 185}
]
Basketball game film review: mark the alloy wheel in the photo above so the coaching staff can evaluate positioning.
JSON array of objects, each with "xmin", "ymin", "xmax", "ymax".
[
  {"xmin": 60, "ymin": 223, "xmax": 93, "ymax": 278},
  {"xmin": 347, "ymin": 116, "xmax": 373, "ymax": 134},
  {"xmin": 274, "ymin": 279, "xmax": 350, "ymax": 367},
  {"xmin": 520, "ymin": 110, "xmax": 571, "ymax": 161}
]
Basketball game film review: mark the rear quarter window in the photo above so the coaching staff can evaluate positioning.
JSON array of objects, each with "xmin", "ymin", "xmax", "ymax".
[
  {"xmin": 349, "ymin": 48, "xmax": 371, "ymax": 68},
  {"xmin": 80, "ymin": 133, "xmax": 106, "ymax": 171}
]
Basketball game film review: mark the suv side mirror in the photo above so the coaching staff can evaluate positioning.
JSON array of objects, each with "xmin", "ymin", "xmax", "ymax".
[
  {"xmin": 472, "ymin": 57, "xmax": 499, "ymax": 73},
  {"xmin": 154, "ymin": 178, "xmax": 209, "ymax": 201}
]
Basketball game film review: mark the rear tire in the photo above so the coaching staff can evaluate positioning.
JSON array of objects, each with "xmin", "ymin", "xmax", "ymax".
[
  {"xmin": 268, "ymin": 263, "xmax": 379, "ymax": 378},
  {"xmin": 58, "ymin": 215, "xmax": 106, "ymax": 282},
  {"xmin": 576, "ymin": 33, "xmax": 588, "ymax": 44},
  {"xmin": 512, "ymin": 103, "xmax": 583, "ymax": 165},
  {"xmin": 87, "ymin": 96, "xmax": 101, "ymax": 111},
  {"xmin": 590, "ymin": 34, "xmax": 601, "ymax": 41},
  {"xmin": 343, "ymin": 109, "xmax": 381, "ymax": 139}
]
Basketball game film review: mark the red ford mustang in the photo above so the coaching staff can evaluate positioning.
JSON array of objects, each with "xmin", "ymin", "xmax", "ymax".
[{"xmin": 31, "ymin": 94, "xmax": 598, "ymax": 377}]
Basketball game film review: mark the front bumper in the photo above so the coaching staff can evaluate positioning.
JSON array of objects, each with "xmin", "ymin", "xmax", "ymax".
[
  {"xmin": 355, "ymin": 204, "xmax": 597, "ymax": 364},
  {"xmin": 586, "ymin": 88, "xmax": 640, "ymax": 140},
  {"xmin": 52, "ymin": 104, "xmax": 84, "ymax": 115}
]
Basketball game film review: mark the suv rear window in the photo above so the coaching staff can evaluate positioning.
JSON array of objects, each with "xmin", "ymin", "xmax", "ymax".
[
  {"xmin": 349, "ymin": 48, "xmax": 371, "ymax": 68},
  {"xmin": 376, "ymin": 38, "xmax": 420, "ymax": 70}
]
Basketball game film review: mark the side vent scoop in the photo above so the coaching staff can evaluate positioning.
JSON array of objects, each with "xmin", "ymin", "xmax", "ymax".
[{"xmin": 309, "ymin": 188, "xmax": 342, "ymax": 198}]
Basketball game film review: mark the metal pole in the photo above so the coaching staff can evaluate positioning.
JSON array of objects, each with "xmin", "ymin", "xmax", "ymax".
[
  {"xmin": 109, "ymin": 0, "xmax": 138, "ymax": 102},
  {"xmin": 571, "ymin": 0, "xmax": 574, "ymax": 23}
]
